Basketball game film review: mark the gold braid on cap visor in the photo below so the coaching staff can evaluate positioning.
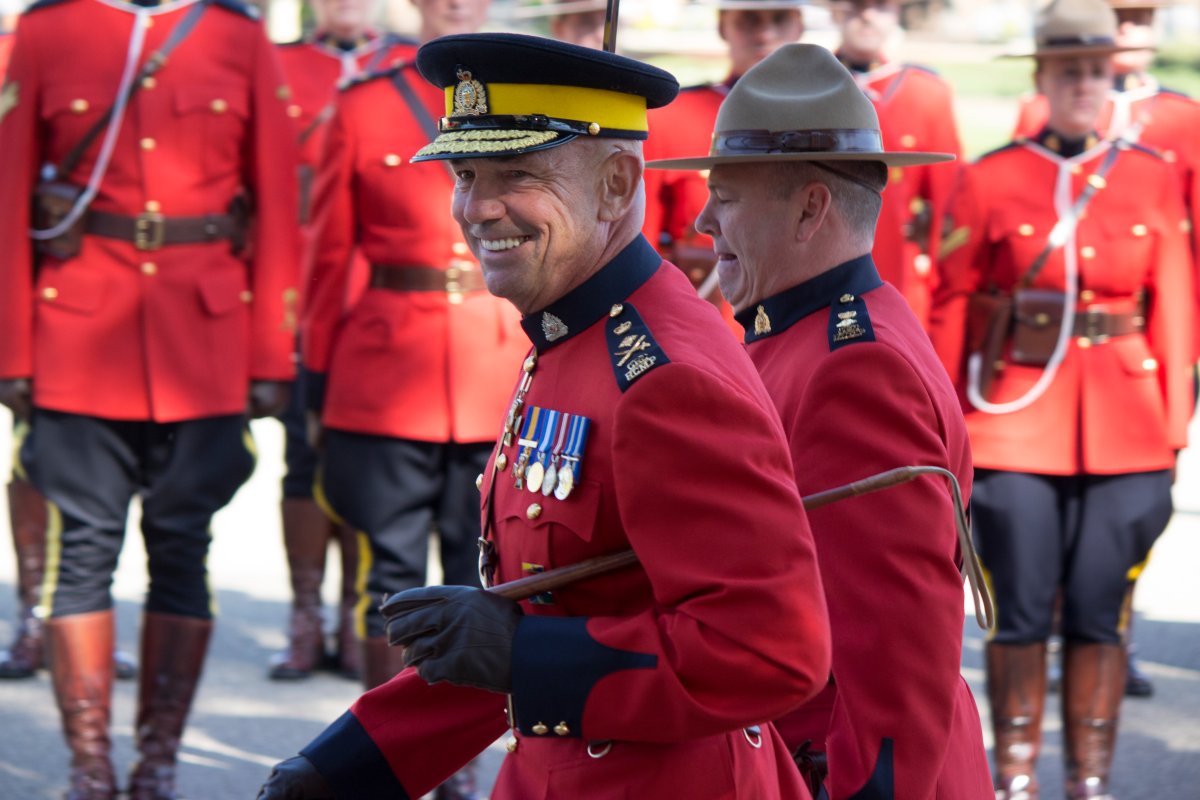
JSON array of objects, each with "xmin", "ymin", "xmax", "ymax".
[{"xmin": 415, "ymin": 129, "xmax": 561, "ymax": 157}]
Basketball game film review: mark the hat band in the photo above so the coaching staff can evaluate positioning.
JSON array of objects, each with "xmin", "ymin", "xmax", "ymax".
[
  {"xmin": 711, "ymin": 128, "xmax": 884, "ymax": 157},
  {"xmin": 440, "ymin": 114, "xmax": 647, "ymax": 140},
  {"xmin": 442, "ymin": 82, "xmax": 648, "ymax": 134},
  {"xmin": 1040, "ymin": 35, "xmax": 1118, "ymax": 48}
]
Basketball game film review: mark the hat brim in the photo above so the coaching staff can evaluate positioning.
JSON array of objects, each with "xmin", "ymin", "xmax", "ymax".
[
  {"xmin": 412, "ymin": 129, "xmax": 576, "ymax": 162},
  {"xmin": 997, "ymin": 43, "xmax": 1152, "ymax": 59},
  {"xmin": 647, "ymin": 150, "xmax": 955, "ymax": 170}
]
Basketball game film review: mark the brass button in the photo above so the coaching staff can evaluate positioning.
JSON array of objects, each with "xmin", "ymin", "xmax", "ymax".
[
  {"xmin": 452, "ymin": 242, "xmax": 470, "ymax": 256},
  {"xmin": 609, "ymin": 303, "xmax": 623, "ymax": 318},
  {"xmin": 889, "ymin": 167, "xmax": 903, "ymax": 183},
  {"xmin": 1079, "ymin": 289, "xmax": 1095, "ymax": 303},
  {"xmin": 475, "ymin": 473, "xmax": 483, "ymax": 490},
  {"xmin": 383, "ymin": 153, "xmax": 402, "ymax": 167},
  {"xmin": 1163, "ymin": 149, "xmax": 1177, "ymax": 163},
  {"xmin": 42, "ymin": 287, "xmax": 58, "ymax": 300},
  {"xmin": 1080, "ymin": 245, "xmax": 1096, "ymax": 259},
  {"xmin": 587, "ymin": 122, "xmax": 601, "ymax": 135},
  {"xmin": 526, "ymin": 503, "xmax": 542, "ymax": 520},
  {"xmin": 287, "ymin": 104, "xmax": 302, "ymax": 118},
  {"xmin": 840, "ymin": 293, "xmax": 854, "ymax": 303},
  {"xmin": 496, "ymin": 453, "xmax": 508, "ymax": 470},
  {"xmin": 554, "ymin": 722, "xmax": 570, "ymax": 736},
  {"xmin": 914, "ymin": 254, "xmax": 931, "ymax": 275},
  {"xmin": 993, "ymin": 359, "xmax": 1006, "ymax": 371},
  {"xmin": 145, "ymin": 200, "xmax": 161, "ymax": 213},
  {"xmin": 1018, "ymin": 224, "xmax": 1034, "ymax": 237},
  {"xmin": 1182, "ymin": 220, "xmax": 1193, "ymax": 234},
  {"xmin": 1131, "ymin": 224, "xmax": 1148, "ymax": 237},
  {"xmin": 276, "ymin": 85, "xmax": 292, "ymax": 101},
  {"xmin": 1087, "ymin": 174, "xmax": 1107, "ymax": 190},
  {"xmin": 531, "ymin": 722, "xmax": 548, "ymax": 736},
  {"xmin": 139, "ymin": 137, "xmax": 156, "ymax": 151},
  {"xmin": 688, "ymin": 268, "xmax": 706, "ymax": 283},
  {"xmin": 1033, "ymin": 312, "xmax": 1049, "ymax": 325},
  {"xmin": 505, "ymin": 736, "xmax": 518, "ymax": 753},
  {"xmin": 211, "ymin": 98, "xmax": 228, "ymax": 114},
  {"xmin": 1070, "ymin": 164, "xmax": 1083, "ymax": 175},
  {"xmin": 1077, "ymin": 337, "xmax": 1092, "ymax": 349},
  {"xmin": 70, "ymin": 98, "xmax": 89, "ymax": 114},
  {"xmin": 140, "ymin": 262, "xmax": 157, "ymax": 276},
  {"xmin": 900, "ymin": 133, "xmax": 917, "ymax": 148},
  {"xmin": 523, "ymin": 354, "xmax": 537, "ymax": 374},
  {"xmin": 239, "ymin": 290, "xmax": 254, "ymax": 303},
  {"xmin": 1142, "ymin": 358, "xmax": 1158, "ymax": 371},
  {"xmin": 142, "ymin": 76, "xmax": 157, "ymax": 90}
]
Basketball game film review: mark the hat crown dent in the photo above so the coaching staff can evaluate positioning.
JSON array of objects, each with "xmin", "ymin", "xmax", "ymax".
[
  {"xmin": 1035, "ymin": 0, "xmax": 1120, "ymax": 46},
  {"xmin": 714, "ymin": 44, "xmax": 881, "ymax": 137}
]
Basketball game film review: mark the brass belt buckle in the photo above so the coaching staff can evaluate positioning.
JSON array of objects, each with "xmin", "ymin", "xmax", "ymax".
[
  {"xmin": 446, "ymin": 263, "xmax": 465, "ymax": 305},
  {"xmin": 1080, "ymin": 308, "xmax": 1108, "ymax": 343},
  {"xmin": 134, "ymin": 212, "xmax": 166, "ymax": 251}
]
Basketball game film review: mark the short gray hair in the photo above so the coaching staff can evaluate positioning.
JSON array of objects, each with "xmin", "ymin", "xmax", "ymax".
[{"xmin": 771, "ymin": 160, "xmax": 887, "ymax": 242}]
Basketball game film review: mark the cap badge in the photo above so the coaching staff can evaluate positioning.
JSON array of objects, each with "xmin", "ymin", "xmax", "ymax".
[
  {"xmin": 453, "ymin": 68, "xmax": 488, "ymax": 117},
  {"xmin": 542, "ymin": 312, "xmax": 569, "ymax": 342}
]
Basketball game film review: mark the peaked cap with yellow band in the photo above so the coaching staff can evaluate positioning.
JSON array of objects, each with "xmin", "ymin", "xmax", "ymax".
[
  {"xmin": 646, "ymin": 43, "xmax": 953, "ymax": 170},
  {"xmin": 411, "ymin": 33, "xmax": 679, "ymax": 162}
]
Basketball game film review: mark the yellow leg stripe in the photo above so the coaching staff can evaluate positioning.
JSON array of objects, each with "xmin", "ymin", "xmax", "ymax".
[
  {"xmin": 311, "ymin": 463, "xmax": 344, "ymax": 526},
  {"xmin": 353, "ymin": 530, "xmax": 373, "ymax": 641},
  {"xmin": 40, "ymin": 500, "xmax": 63, "ymax": 618},
  {"xmin": 242, "ymin": 424, "xmax": 259, "ymax": 465},
  {"xmin": 10, "ymin": 419, "xmax": 30, "ymax": 481},
  {"xmin": 1125, "ymin": 550, "xmax": 1152, "ymax": 582}
]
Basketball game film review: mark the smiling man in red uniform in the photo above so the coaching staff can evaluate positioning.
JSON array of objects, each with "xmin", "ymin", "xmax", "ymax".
[
  {"xmin": 642, "ymin": 0, "xmax": 805, "ymax": 336},
  {"xmin": 0, "ymin": 0, "xmax": 299, "ymax": 797},
  {"xmin": 930, "ymin": 1, "xmax": 1194, "ymax": 796},
  {"xmin": 258, "ymin": 32, "xmax": 833, "ymax": 800},
  {"xmin": 266, "ymin": 0, "xmax": 414, "ymax": 684},
  {"xmin": 650, "ymin": 42, "xmax": 992, "ymax": 800},
  {"xmin": 828, "ymin": 0, "xmax": 963, "ymax": 327}
]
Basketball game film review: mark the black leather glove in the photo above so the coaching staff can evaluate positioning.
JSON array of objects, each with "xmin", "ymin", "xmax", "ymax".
[
  {"xmin": 256, "ymin": 755, "xmax": 334, "ymax": 800},
  {"xmin": 381, "ymin": 585, "xmax": 522, "ymax": 694},
  {"xmin": 0, "ymin": 378, "xmax": 32, "ymax": 422}
]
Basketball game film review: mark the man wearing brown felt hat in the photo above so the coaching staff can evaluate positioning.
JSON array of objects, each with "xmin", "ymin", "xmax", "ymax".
[{"xmin": 649, "ymin": 42, "xmax": 994, "ymax": 800}]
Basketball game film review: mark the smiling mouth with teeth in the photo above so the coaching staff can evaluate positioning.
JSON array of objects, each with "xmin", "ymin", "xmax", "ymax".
[{"xmin": 478, "ymin": 236, "xmax": 530, "ymax": 252}]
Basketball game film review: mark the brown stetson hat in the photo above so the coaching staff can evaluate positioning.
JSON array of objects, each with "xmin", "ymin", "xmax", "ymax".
[
  {"xmin": 1001, "ymin": 0, "xmax": 1150, "ymax": 58},
  {"xmin": 646, "ymin": 43, "xmax": 952, "ymax": 170}
]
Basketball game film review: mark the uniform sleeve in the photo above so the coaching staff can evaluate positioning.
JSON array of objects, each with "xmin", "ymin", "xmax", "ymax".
[
  {"xmin": 0, "ymin": 18, "xmax": 43, "ymax": 380},
  {"xmin": 791, "ymin": 343, "xmax": 970, "ymax": 800},
  {"xmin": 928, "ymin": 163, "xmax": 989, "ymax": 385},
  {"xmin": 509, "ymin": 362, "xmax": 832, "ymax": 742},
  {"xmin": 1145, "ymin": 168, "xmax": 1196, "ymax": 450},
  {"xmin": 244, "ymin": 24, "xmax": 300, "ymax": 381},
  {"xmin": 299, "ymin": 97, "xmax": 356, "ymax": 379},
  {"xmin": 301, "ymin": 670, "xmax": 508, "ymax": 800}
]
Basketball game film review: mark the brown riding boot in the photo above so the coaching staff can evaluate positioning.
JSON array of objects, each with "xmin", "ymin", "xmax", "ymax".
[
  {"xmin": 268, "ymin": 498, "xmax": 330, "ymax": 680},
  {"xmin": 127, "ymin": 612, "xmax": 214, "ymax": 800},
  {"xmin": 986, "ymin": 642, "xmax": 1047, "ymax": 799},
  {"xmin": 45, "ymin": 610, "xmax": 118, "ymax": 800},
  {"xmin": 0, "ymin": 478, "xmax": 48, "ymax": 679},
  {"xmin": 1062, "ymin": 642, "xmax": 1125, "ymax": 800},
  {"xmin": 332, "ymin": 524, "xmax": 362, "ymax": 680},
  {"xmin": 361, "ymin": 636, "xmax": 409, "ymax": 691}
]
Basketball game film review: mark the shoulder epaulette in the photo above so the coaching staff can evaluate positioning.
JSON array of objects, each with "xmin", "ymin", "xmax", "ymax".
[
  {"xmin": 605, "ymin": 303, "xmax": 670, "ymax": 392},
  {"xmin": 338, "ymin": 62, "xmax": 406, "ymax": 93},
  {"xmin": 902, "ymin": 63, "xmax": 940, "ymax": 77},
  {"xmin": 977, "ymin": 140, "xmax": 1025, "ymax": 161},
  {"xmin": 827, "ymin": 291, "xmax": 876, "ymax": 351},
  {"xmin": 23, "ymin": 0, "xmax": 75, "ymax": 14},
  {"xmin": 211, "ymin": 0, "xmax": 260, "ymax": 20}
]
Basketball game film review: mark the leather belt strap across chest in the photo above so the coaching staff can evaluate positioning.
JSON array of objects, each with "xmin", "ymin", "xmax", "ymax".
[
  {"xmin": 369, "ymin": 263, "xmax": 486, "ymax": 294},
  {"xmin": 87, "ymin": 209, "xmax": 239, "ymax": 251}
]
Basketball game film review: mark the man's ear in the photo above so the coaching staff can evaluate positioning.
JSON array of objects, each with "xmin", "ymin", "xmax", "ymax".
[
  {"xmin": 794, "ymin": 181, "xmax": 833, "ymax": 244},
  {"xmin": 597, "ymin": 148, "xmax": 643, "ymax": 222}
]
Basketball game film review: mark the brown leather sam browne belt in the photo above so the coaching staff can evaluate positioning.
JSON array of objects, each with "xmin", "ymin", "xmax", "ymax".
[
  {"xmin": 369, "ymin": 264, "xmax": 486, "ymax": 295},
  {"xmin": 87, "ymin": 210, "xmax": 241, "ymax": 251}
]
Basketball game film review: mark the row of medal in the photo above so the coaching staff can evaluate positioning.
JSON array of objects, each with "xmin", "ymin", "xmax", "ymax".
[{"xmin": 510, "ymin": 405, "xmax": 591, "ymax": 501}]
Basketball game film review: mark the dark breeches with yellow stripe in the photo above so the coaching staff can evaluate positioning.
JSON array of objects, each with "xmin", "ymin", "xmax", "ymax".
[{"xmin": 20, "ymin": 409, "xmax": 256, "ymax": 619}]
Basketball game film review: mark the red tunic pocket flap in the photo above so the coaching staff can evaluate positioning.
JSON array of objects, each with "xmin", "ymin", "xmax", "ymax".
[
  {"xmin": 173, "ymin": 85, "xmax": 250, "ymax": 118},
  {"xmin": 197, "ymin": 270, "xmax": 248, "ymax": 316},
  {"xmin": 499, "ymin": 478, "xmax": 601, "ymax": 544},
  {"xmin": 37, "ymin": 269, "xmax": 107, "ymax": 314}
]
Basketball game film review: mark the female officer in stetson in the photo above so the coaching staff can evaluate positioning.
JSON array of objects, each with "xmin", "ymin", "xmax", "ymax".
[{"xmin": 930, "ymin": 0, "xmax": 1194, "ymax": 797}]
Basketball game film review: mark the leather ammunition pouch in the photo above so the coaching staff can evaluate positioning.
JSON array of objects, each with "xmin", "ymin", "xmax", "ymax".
[
  {"xmin": 31, "ymin": 180, "xmax": 88, "ymax": 261},
  {"xmin": 1011, "ymin": 288, "xmax": 1065, "ymax": 365}
]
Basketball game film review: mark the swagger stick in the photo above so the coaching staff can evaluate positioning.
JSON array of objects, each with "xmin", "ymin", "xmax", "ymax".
[
  {"xmin": 489, "ymin": 466, "xmax": 994, "ymax": 630},
  {"xmin": 602, "ymin": 0, "xmax": 621, "ymax": 53}
]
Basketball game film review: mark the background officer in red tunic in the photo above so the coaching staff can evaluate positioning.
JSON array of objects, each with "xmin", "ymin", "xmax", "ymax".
[
  {"xmin": 1010, "ymin": 0, "xmax": 1200, "ymax": 703},
  {"xmin": 266, "ymin": 0, "xmax": 414, "ymax": 683},
  {"xmin": 828, "ymin": 0, "xmax": 963, "ymax": 328},
  {"xmin": 929, "ymin": 1, "xmax": 1194, "ymax": 796},
  {"xmin": 259, "ymin": 32, "xmax": 832, "ymax": 800},
  {"xmin": 651, "ymin": 42, "xmax": 992, "ymax": 800},
  {"xmin": 642, "ymin": 0, "xmax": 805, "ymax": 337},
  {"xmin": 0, "ymin": 0, "xmax": 299, "ymax": 797}
]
